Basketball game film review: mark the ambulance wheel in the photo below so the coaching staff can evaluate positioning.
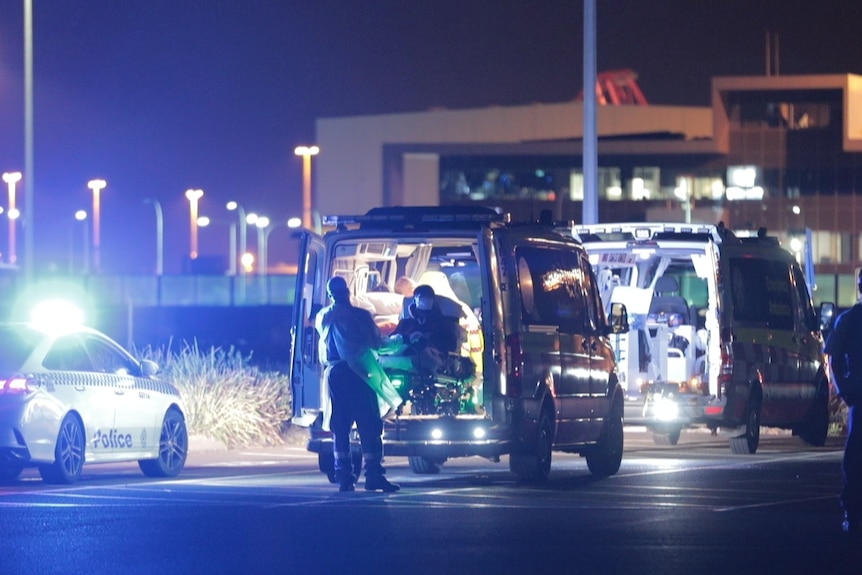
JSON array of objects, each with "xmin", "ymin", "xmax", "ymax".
[
  {"xmin": 318, "ymin": 451, "xmax": 337, "ymax": 483},
  {"xmin": 409, "ymin": 456, "xmax": 445, "ymax": 474},
  {"xmin": 510, "ymin": 411, "xmax": 553, "ymax": 483},
  {"xmin": 652, "ymin": 426, "xmax": 681, "ymax": 446},
  {"xmin": 799, "ymin": 385, "xmax": 829, "ymax": 447},
  {"xmin": 586, "ymin": 402, "xmax": 624, "ymax": 477},
  {"xmin": 730, "ymin": 400, "xmax": 761, "ymax": 455}
]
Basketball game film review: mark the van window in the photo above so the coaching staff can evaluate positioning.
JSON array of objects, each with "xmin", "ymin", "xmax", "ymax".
[
  {"xmin": 516, "ymin": 246, "xmax": 585, "ymax": 329},
  {"xmin": 729, "ymin": 257, "xmax": 794, "ymax": 330}
]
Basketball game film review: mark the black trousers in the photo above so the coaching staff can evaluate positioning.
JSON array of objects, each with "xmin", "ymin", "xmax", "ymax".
[
  {"xmin": 844, "ymin": 405, "xmax": 862, "ymax": 516},
  {"xmin": 326, "ymin": 362, "xmax": 384, "ymax": 470}
]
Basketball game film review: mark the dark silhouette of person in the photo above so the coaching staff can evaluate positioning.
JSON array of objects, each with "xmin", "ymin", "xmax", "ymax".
[
  {"xmin": 825, "ymin": 268, "xmax": 862, "ymax": 533},
  {"xmin": 315, "ymin": 276, "xmax": 399, "ymax": 493},
  {"xmin": 394, "ymin": 284, "xmax": 463, "ymax": 355}
]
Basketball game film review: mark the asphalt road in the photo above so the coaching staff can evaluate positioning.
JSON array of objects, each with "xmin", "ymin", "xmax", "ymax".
[{"xmin": 0, "ymin": 429, "xmax": 859, "ymax": 575}]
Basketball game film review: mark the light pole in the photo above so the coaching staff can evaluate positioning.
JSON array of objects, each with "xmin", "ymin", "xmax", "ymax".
[
  {"xmin": 197, "ymin": 215, "xmax": 237, "ymax": 275},
  {"xmin": 251, "ymin": 214, "xmax": 271, "ymax": 276},
  {"xmin": 143, "ymin": 198, "xmax": 163, "ymax": 275},
  {"xmin": 87, "ymin": 179, "xmax": 107, "ymax": 273},
  {"xmin": 3, "ymin": 171, "xmax": 22, "ymax": 265},
  {"xmin": 185, "ymin": 188, "xmax": 204, "ymax": 260},
  {"xmin": 226, "ymin": 201, "xmax": 247, "ymax": 275},
  {"xmin": 74, "ymin": 209, "xmax": 89, "ymax": 274},
  {"xmin": 294, "ymin": 145, "xmax": 319, "ymax": 230}
]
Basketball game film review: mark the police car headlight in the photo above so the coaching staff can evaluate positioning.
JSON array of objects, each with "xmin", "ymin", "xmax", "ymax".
[
  {"xmin": 472, "ymin": 427, "xmax": 486, "ymax": 439},
  {"xmin": 654, "ymin": 397, "xmax": 680, "ymax": 421},
  {"xmin": 430, "ymin": 428, "xmax": 444, "ymax": 440}
]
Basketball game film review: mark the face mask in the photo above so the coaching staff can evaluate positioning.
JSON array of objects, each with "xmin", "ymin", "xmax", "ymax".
[{"xmin": 414, "ymin": 295, "xmax": 434, "ymax": 311}]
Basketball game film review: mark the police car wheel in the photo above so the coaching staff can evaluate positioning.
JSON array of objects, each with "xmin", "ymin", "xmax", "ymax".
[
  {"xmin": 408, "ymin": 456, "xmax": 443, "ymax": 474},
  {"xmin": 652, "ymin": 426, "xmax": 681, "ymax": 446},
  {"xmin": 39, "ymin": 414, "xmax": 85, "ymax": 484},
  {"xmin": 139, "ymin": 407, "xmax": 189, "ymax": 478}
]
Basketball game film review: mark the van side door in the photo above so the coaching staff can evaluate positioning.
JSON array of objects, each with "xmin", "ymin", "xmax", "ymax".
[
  {"xmin": 581, "ymin": 252, "xmax": 617, "ymax": 441},
  {"xmin": 289, "ymin": 231, "xmax": 326, "ymax": 425}
]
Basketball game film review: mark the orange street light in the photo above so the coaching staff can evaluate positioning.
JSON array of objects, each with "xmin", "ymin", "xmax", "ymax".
[
  {"xmin": 294, "ymin": 145, "xmax": 319, "ymax": 229},
  {"xmin": 185, "ymin": 188, "xmax": 204, "ymax": 260}
]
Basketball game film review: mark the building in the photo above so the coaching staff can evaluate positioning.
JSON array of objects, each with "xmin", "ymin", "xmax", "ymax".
[{"xmin": 314, "ymin": 73, "xmax": 862, "ymax": 306}]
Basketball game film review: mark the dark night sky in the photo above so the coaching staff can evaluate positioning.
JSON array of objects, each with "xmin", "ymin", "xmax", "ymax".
[{"xmin": 0, "ymin": 0, "xmax": 859, "ymax": 273}]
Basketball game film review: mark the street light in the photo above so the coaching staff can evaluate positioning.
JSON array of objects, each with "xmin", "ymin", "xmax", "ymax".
[
  {"xmin": 88, "ymin": 179, "xmax": 107, "ymax": 272},
  {"xmin": 2, "ymin": 171, "xmax": 22, "ymax": 265},
  {"xmin": 294, "ymin": 145, "xmax": 319, "ymax": 229},
  {"xmin": 252, "ymin": 215, "xmax": 271, "ymax": 276},
  {"xmin": 143, "ymin": 198, "xmax": 163, "ymax": 276},
  {"xmin": 185, "ymin": 188, "xmax": 204, "ymax": 260},
  {"xmin": 74, "ymin": 209, "xmax": 89, "ymax": 274},
  {"xmin": 226, "ymin": 201, "xmax": 247, "ymax": 275}
]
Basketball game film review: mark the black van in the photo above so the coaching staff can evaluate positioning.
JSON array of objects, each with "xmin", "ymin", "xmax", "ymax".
[{"xmin": 289, "ymin": 206, "xmax": 629, "ymax": 481}]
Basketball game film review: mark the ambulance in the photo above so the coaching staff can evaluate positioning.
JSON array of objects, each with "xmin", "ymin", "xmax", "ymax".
[{"xmin": 573, "ymin": 222, "xmax": 833, "ymax": 453}]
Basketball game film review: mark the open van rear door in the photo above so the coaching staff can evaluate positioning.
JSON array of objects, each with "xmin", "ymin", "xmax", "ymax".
[{"xmin": 289, "ymin": 230, "xmax": 326, "ymax": 426}]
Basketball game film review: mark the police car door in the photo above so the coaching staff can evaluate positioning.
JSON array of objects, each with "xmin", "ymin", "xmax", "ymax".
[
  {"xmin": 290, "ymin": 230, "xmax": 326, "ymax": 426},
  {"xmin": 83, "ymin": 334, "xmax": 155, "ymax": 460}
]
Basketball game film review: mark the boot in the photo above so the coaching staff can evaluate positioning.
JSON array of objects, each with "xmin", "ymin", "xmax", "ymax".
[
  {"xmin": 334, "ymin": 452, "xmax": 355, "ymax": 492},
  {"xmin": 364, "ymin": 454, "xmax": 400, "ymax": 492}
]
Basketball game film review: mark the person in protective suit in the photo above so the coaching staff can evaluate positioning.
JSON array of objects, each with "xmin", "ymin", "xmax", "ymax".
[
  {"xmin": 315, "ymin": 276, "xmax": 400, "ymax": 493},
  {"xmin": 825, "ymin": 268, "xmax": 862, "ymax": 533}
]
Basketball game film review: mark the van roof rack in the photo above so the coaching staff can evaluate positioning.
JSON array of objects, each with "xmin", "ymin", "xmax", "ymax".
[{"xmin": 322, "ymin": 206, "xmax": 510, "ymax": 230}]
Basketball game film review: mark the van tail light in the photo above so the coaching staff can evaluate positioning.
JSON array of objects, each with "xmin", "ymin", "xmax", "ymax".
[
  {"xmin": 0, "ymin": 377, "xmax": 35, "ymax": 395},
  {"xmin": 718, "ymin": 343, "xmax": 733, "ymax": 400},
  {"xmin": 504, "ymin": 334, "xmax": 523, "ymax": 398}
]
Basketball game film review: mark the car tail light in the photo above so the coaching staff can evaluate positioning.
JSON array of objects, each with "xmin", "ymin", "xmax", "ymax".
[
  {"xmin": 504, "ymin": 333, "xmax": 523, "ymax": 398},
  {"xmin": 0, "ymin": 377, "xmax": 35, "ymax": 395}
]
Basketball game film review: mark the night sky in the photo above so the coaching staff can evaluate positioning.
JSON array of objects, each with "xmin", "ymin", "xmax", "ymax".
[{"xmin": 0, "ymin": 0, "xmax": 859, "ymax": 273}]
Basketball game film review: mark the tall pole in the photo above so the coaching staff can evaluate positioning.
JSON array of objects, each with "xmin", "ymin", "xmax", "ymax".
[
  {"xmin": 254, "ymin": 216, "xmax": 270, "ymax": 276},
  {"xmin": 88, "ymin": 179, "xmax": 107, "ymax": 273},
  {"xmin": 143, "ymin": 198, "xmax": 163, "ymax": 275},
  {"xmin": 226, "ymin": 201, "xmax": 246, "ymax": 275},
  {"xmin": 74, "ymin": 210, "xmax": 89, "ymax": 274},
  {"xmin": 582, "ymin": 0, "xmax": 598, "ymax": 225},
  {"xmin": 185, "ymin": 189, "xmax": 204, "ymax": 260},
  {"xmin": 3, "ymin": 172, "xmax": 22, "ymax": 264},
  {"xmin": 23, "ymin": 0, "xmax": 33, "ymax": 283},
  {"xmin": 294, "ymin": 145, "xmax": 319, "ymax": 229}
]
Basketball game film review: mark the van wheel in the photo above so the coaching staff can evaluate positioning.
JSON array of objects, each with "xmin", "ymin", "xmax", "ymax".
[
  {"xmin": 730, "ymin": 400, "xmax": 761, "ymax": 454},
  {"xmin": 509, "ymin": 412, "xmax": 553, "ymax": 483},
  {"xmin": 652, "ymin": 427, "xmax": 681, "ymax": 446},
  {"xmin": 409, "ymin": 456, "xmax": 445, "ymax": 474},
  {"xmin": 799, "ymin": 388, "xmax": 829, "ymax": 447},
  {"xmin": 586, "ymin": 405, "xmax": 624, "ymax": 477}
]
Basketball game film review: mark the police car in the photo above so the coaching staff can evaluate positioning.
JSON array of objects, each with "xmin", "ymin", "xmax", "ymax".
[
  {"xmin": 0, "ymin": 312, "xmax": 187, "ymax": 484},
  {"xmin": 573, "ymin": 222, "xmax": 833, "ymax": 453}
]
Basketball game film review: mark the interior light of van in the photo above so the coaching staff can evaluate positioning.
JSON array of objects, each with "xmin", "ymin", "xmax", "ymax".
[
  {"xmin": 654, "ymin": 397, "xmax": 679, "ymax": 421},
  {"xmin": 632, "ymin": 248, "xmax": 655, "ymax": 259},
  {"xmin": 390, "ymin": 375, "xmax": 405, "ymax": 389},
  {"xmin": 634, "ymin": 228, "xmax": 651, "ymax": 240},
  {"xmin": 473, "ymin": 427, "xmax": 486, "ymax": 439},
  {"xmin": 431, "ymin": 428, "xmax": 444, "ymax": 440}
]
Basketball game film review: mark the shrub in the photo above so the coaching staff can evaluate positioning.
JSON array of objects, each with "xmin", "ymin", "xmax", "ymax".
[{"xmin": 141, "ymin": 341, "xmax": 291, "ymax": 448}]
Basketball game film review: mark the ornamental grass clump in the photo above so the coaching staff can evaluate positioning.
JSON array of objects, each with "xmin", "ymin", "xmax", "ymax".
[{"xmin": 142, "ymin": 341, "xmax": 291, "ymax": 448}]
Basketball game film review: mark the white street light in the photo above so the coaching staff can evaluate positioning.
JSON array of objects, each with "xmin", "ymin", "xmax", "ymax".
[
  {"xmin": 226, "ymin": 201, "xmax": 247, "ymax": 275},
  {"xmin": 2, "ymin": 171, "xmax": 22, "ymax": 265},
  {"xmin": 88, "ymin": 179, "xmax": 107, "ymax": 272},
  {"xmin": 294, "ymin": 145, "xmax": 319, "ymax": 229},
  {"xmin": 143, "ymin": 198, "xmax": 164, "ymax": 276},
  {"xmin": 74, "ymin": 209, "xmax": 89, "ymax": 274},
  {"xmin": 185, "ymin": 188, "xmax": 204, "ymax": 260}
]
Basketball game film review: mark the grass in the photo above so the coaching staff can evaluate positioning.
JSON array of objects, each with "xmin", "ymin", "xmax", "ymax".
[{"xmin": 141, "ymin": 341, "xmax": 291, "ymax": 448}]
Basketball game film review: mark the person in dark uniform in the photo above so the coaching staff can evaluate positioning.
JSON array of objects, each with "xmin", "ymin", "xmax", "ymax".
[
  {"xmin": 824, "ymin": 268, "xmax": 862, "ymax": 533},
  {"xmin": 315, "ymin": 276, "xmax": 400, "ymax": 493}
]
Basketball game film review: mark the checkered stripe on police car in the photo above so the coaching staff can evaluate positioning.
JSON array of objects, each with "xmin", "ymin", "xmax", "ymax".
[{"xmin": 47, "ymin": 372, "xmax": 180, "ymax": 398}]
